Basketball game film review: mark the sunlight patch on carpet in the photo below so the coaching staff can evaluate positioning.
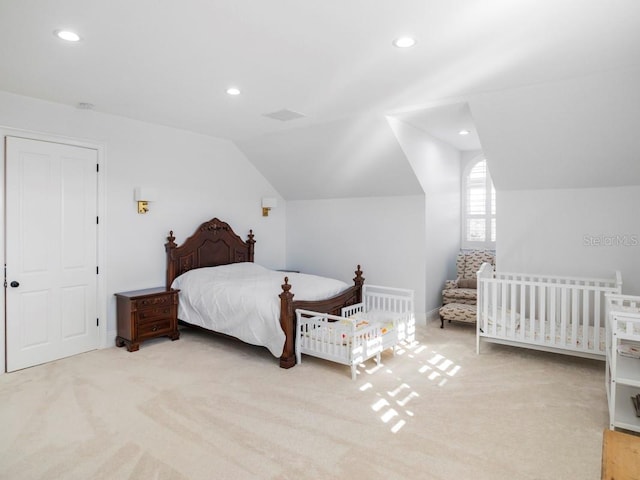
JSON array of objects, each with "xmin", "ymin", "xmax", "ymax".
[{"xmin": 360, "ymin": 339, "xmax": 462, "ymax": 433}]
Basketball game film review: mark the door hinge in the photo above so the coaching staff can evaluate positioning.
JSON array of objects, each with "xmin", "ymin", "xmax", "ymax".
[
  {"xmin": 96, "ymin": 216, "xmax": 99, "ymax": 224},
  {"xmin": 96, "ymin": 266, "xmax": 99, "ymax": 274},
  {"xmin": 96, "ymin": 163, "xmax": 99, "ymax": 173},
  {"xmin": 96, "ymin": 318, "xmax": 99, "ymax": 327},
  {"xmin": 3, "ymin": 263, "xmax": 6, "ymax": 288}
]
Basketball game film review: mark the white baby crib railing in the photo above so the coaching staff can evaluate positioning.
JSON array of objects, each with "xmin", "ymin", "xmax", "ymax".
[
  {"xmin": 477, "ymin": 263, "xmax": 622, "ymax": 359},
  {"xmin": 341, "ymin": 284, "xmax": 415, "ymax": 353}
]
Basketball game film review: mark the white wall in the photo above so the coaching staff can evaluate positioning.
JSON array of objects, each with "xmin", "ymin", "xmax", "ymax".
[
  {"xmin": 498, "ymin": 186, "xmax": 640, "ymax": 293},
  {"xmin": 285, "ymin": 117, "xmax": 461, "ymax": 318},
  {"xmin": 0, "ymin": 91, "xmax": 285, "ymax": 368},
  {"xmin": 286, "ymin": 196, "xmax": 427, "ymax": 315},
  {"xmin": 388, "ymin": 118, "xmax": 461, "ymax": 314}
]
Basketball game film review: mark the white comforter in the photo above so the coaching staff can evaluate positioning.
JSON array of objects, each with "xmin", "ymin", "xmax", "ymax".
[{"xmin": 171, "ymin": 262, "xmax": 349, "ymax": 357}]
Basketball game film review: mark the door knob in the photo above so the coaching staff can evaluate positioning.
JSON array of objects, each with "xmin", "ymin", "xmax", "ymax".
[{"xmin": 10, "ymin": 281, "xmax": 19, "ymax": 288}]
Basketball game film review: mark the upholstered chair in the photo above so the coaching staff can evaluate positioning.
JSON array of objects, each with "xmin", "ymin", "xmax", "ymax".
[{"xmin": 439, "ymin": 250, "xmax": 495, "ymax": 327}]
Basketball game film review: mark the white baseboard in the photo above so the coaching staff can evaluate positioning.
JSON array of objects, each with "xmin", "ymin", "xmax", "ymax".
[
  {"xmin": 104, "ymin": 330, "xmax": 117, "ymax": 349},
  {"xmin": 426, "ymin": 308, "xmax": 440, "ymax": 322}
]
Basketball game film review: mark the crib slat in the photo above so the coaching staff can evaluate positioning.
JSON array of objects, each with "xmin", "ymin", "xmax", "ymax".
[
  {"xmin": 501, "ymin": 281, "xmax": 507, "ymax": 333},
  {"xmin": 519, "ymin": 283, "xmax": 526, "ymax": 341},
  {"xmin": 510, "ymin": 282, "xmax": 517, "ymax": 335},
  {"xmin": 481, "ymin": 279, "xmax": 489, "ymax": 335},
  {"xmin": 530, "ymin": 284, "xmax": 537, "ymax": 342},
  {"xmin": 571, "ymin": 287, "xmax": 579, "ymax": 348},
  {"xmin": 594, "ymin": 293, "xmax": 602, "ymax": 351},
  {"xmin": 560, "ymin": 287, "xmax": 568, "ymax": 346},
  {"xmin": 491, "ymin": 280, "xmax": 498, "ymax": 337},
  {"xmin": 550, "ymin": 287, "xmax": 557, "ymax": 345},
  {"xmin": 582, "ymin": 290, "xmax": 589, "ymax": 351},
  {"xmin": 540, "ymin": 286, "xmax": 546, "ymax": 345}
]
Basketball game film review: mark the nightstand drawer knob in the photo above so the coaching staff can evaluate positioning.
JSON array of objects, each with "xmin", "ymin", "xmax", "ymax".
[{"xmin": 152, "ymin": 325, "xmax": 158, "ymax": 332}]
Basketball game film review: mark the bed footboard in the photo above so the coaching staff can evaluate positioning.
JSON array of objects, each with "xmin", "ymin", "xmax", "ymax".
[{"xmin": 279, "ymin": 266, "xmax": 364, "ymax": 368}]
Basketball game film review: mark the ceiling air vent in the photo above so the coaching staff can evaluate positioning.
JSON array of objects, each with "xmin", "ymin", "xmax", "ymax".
[{"xmin": 263, "ymin": 109, "xmax": 305, "ymax": 122}]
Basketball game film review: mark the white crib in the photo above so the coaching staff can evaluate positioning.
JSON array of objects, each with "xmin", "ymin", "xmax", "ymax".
[
  {"xmin": 341, "ymin": 284, "xmax": 415, "ymax": 353},
  {"xmin": 295, "ymin": 309, "xmax": 383, "ymax": 380},
  {"xmin": 477, "ymin": 263, "xmax": 622, "ymax": 359},
  {"xmin": 295, "ymin": 285, "xmax": 415, "ymax": 379}
]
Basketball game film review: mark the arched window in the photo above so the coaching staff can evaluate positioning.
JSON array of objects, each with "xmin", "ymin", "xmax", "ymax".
[{"xmin": 462, "ymin": 158, "xmax": 496, "ymax": 250}]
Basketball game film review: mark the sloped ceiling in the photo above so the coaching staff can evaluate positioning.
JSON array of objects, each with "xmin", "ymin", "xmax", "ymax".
[
  {"xmin": 0, "ymin": 1, "xmax": 639, "ymax": 198},
  {"xmin": 236, "ymin": 116, "xmax": 423, "ymax": 200},
  {"xmin": 394, "ymin": 102, "xmax": 481, "ymax": 151},
  {"xmin": 469, "ymin": 67, "xmax": 640, "ymax": 190}
]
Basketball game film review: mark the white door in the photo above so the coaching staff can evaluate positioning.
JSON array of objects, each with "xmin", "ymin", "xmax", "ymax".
[{"xmin": 5, "ymin": 136, "xmax": 98, "ymax": 372}]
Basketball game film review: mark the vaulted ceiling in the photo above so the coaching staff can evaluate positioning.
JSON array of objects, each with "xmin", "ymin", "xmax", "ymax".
[{"xmin": 1, "ymin": 1, "xmax": 639, "ymax": 198}]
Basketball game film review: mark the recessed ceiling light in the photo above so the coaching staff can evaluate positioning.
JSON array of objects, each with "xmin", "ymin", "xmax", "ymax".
[
  {"xmin": 226, "ymin": 87, "xmax": 241, "ymax": 96},
  {"xmin": 393, "ymin": 36, "xmax": 416, "ymax": 48},
  {"xmin": 459, "ymin": 129, "xmax": 470, "ymax": 136},
  {"xmin": 55, "ymin": 30, "xmax": 81, "ymax": 42}
]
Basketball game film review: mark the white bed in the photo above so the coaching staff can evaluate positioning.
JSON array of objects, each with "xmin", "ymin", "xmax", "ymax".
[{"xmin": 172, "ymin": 262, "xmax": 350, "ymax": 357}]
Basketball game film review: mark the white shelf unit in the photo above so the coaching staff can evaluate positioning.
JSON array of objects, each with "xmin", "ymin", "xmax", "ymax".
[{"xmin": 606, "ymin": 294, "xmax": 640, "ymax": 432}]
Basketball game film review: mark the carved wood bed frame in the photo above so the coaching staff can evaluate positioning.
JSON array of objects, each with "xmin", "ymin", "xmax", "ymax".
[{"xmin": 165, "ymin": 217, "xmax": 364, "ymax": 368}]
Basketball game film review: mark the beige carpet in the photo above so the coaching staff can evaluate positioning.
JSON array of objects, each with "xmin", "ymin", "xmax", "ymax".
[{"xmin": 0, "ymin": 319, "xmax": 608, "ymax": 480}]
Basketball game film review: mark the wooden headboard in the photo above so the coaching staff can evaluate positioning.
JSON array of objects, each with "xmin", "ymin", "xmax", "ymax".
[{"xmin": 164, "ymin": 217, "xmax": 255, "ymax": 289}]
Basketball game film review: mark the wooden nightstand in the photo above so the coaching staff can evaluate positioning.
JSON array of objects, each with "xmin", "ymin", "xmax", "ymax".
[{"xmin": 115, "ymin": 287, "xmax": 180, "ymax": 352}]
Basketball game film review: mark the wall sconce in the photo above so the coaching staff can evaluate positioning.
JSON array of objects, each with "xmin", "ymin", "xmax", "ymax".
[
  {"xmin": 262, "ymin": 197, "xmax": 277, "ymax": 217},
  {"xmin": 134, "ymin": 187, "xmax": 157, "ymax": 214}
]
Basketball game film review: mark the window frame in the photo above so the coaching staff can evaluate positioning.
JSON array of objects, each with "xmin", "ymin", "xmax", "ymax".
[{"xmin": 461, "ymin": 156, "xmax": 496, "ymax": 250}]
